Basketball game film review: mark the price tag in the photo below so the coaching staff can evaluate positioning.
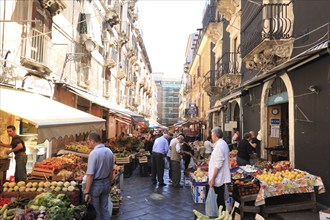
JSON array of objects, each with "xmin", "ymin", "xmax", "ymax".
[{"xmin": 234, "ymin": 201, "xmax": 240, "ymax": 208}]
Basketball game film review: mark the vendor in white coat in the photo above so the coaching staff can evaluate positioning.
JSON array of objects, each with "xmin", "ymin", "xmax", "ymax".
[{"xmin": 208, "ymin": 127, "xmax": 231, "ymax": 208}]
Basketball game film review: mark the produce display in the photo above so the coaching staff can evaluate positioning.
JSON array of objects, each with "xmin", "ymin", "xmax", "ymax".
[
  {"xmin": 231, "ymin": 171, "xmax": 246, "ymax": 180},
  {"xmin": 191, "ymin": 168, "xmax": 208, "ymax": 183},
  {"xmin": 2, "ymin": 181, "xmax": 79, "ymax": 193},
  {"xmin": 34, "ymin": 155, "xmax": 78, "ymax": 170},
  {"xmin": 0, "ymin": 192, "xmax": 91, "ymax": 220},
  {"xmin": 65, "ymin": 142, "xmax": 90, "ymax": 154},
  {"xmin": 234, "ymin": 177, "xmax": 260, "ymax": 196},
  {"xmin": 29, "ymin": 154, "xmax": 87, "ymax": 181}
]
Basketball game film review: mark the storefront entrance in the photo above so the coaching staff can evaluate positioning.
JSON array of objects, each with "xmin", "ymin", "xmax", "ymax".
[{"xmin": 266, "ymin": 78, "xmax": 289, "ymax": 162}]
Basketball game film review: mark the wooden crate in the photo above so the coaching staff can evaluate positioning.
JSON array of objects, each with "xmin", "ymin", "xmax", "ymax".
[
  {"xmin": 138, "ymin": 156, "xmax": 148, "ymax": 164},
  {"xmin": 115, "ymin": 154, "xmax": 131, "ymax": 164},
  {"xmin": 30, "ymin": 167, "xmax": 54, "ymax": 180}
]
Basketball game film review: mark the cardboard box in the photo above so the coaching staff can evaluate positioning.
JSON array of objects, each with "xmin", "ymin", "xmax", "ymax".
[
  {"xmin": 184, "ymin": 177, "xmax": 191, "ymax": 187},
  {"xmin": 191, "ymin": 185, "xmax": 206, "ymax": 203},
  {"xmin": 319, "ymin": 208, "xmax": 330, "ymax": 220}
]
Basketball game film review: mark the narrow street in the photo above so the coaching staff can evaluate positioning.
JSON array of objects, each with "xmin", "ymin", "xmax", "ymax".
[{"xmin": 111, "ymin": 167, "xmax": 204, "ymax": 220}]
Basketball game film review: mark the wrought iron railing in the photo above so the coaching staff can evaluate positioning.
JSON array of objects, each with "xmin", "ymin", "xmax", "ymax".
[
  {"xmin": 202, "ymin": 70, "xmax": 220, "ymax": 89},
  {"xmin": 29, "ymin": 29, "xmax": 50, "ymax": 65},
  {"xmin": 216, "ymin": 52, "xmax": 240, "ymax": 76},
  {"xmin": 241, "ymin": 2, "xmax": 293, "ymax": 57}
]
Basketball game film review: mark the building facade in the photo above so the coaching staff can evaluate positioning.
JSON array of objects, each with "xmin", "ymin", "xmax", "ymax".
[
  {"xmin": 0, "ymin": 0, "xmax": 157, "ymax": 141},
  {"xmin": 182, "ymin": 0, "xmax": 330, "ymax": 206},
  {"xmin": 152, "ymin": 73, "xmax": 180, "ymax": 127}
]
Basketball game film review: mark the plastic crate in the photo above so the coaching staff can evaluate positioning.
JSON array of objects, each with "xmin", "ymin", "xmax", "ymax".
[{"xmin": 234, "ymin": 182, "xmax": 260, "ymax": 196}]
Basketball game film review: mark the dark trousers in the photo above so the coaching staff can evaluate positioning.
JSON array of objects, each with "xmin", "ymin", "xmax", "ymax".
[
  {"xmin": 151, "ymin": 153, "xmax": 165, "ymax": 184},
  {"xmin": 183, "ymin": 156, "xmax": 190, "ymax": 170},
  {"xmin": 171, "ymin": 160, "xmax": 181, "ymax": 186},
  {"xmin": 214, "ymin": 184, "xmax": 226, "ymax": 208},
  {"xmin": 166, "ymin": 156, "xmax": 172, "ymax": 180},
  {"xmin": 15, "ymin": 154, "xmax": 27, "ymax": 182}
]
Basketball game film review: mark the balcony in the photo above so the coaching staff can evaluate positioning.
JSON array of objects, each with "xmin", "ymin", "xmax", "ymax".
[
  {"xmin": 203, "ymin": 1, "xmax": 224, "ymax": 51},
  {"xmin": 104, "ymin": 48, "xmax": 118, "ymax": 68},
  {"xmin": 241, "ymin": 2, "xmax": 294, "ymax": 72},
  {"xmin": 216, "ymin": 0, "xmax": 239, "ymax": 21},
  {"xmin": 105, "ymin": 8, "xmax": 120, "ymax": 27},
  {"xmin": 139, "ymin": 78, "xmax": 146, "ymax": 89},
  {"xmin": 117, "ymin": 67, "xmax": 125, "ymax": 80},
  {"xmin": 40, "ymin": 0, "xmax": 66, "ymax": 16},
  {"xmin": 216, "ymin": 52, "xmax": 241, "ymax": 89},
  {"xmin": 202, "ymin": 70, "xmax": 221, "ymax": 97}
]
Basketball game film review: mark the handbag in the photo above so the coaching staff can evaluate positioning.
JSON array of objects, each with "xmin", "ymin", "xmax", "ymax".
[{"xmin": 205, "ymin": 188, "xmax": 218, "ymax": 217}]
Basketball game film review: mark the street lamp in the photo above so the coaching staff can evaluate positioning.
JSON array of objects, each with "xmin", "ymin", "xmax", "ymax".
[{"xmin": 59, "ymin": 53, "xmax": 88, "ymax": 82}]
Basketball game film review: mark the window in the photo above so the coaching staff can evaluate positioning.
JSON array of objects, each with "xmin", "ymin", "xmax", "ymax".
[{"xmin": 27, "ymin": 1, "xmax": 52, "ymax": 64}]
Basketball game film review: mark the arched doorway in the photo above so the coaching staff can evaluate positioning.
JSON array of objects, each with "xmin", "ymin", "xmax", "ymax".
[{"xmin": 260, "ymin": 74, "xmax": 294, "ymax": 165}]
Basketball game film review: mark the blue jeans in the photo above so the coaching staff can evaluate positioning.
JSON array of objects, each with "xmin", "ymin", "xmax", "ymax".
[{"xmin": 90, "ymin": 179, "xmax": 111, "ymax": 220}]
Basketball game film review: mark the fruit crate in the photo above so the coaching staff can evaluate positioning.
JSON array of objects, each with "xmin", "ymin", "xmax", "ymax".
[
  {"xmin": 138, "ymin": 156, "xmax": 148, "ymax": 164},
  {"xmin": 234, "ymin": 181, "xmax": 260, "ymax": 196},
  {"xmin": 30, "ymin": 167, "xmax": 55, "ymax": 180},
  {"xmin": 114, "ymin": 154, "xmax": 132, "ymax": 164}
]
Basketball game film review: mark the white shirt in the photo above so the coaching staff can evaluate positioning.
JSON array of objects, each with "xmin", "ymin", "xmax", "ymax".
[
  {"xmin": 204, "ymin": 140, "xmax": 213, "ymax": 154},
  {"xmin": 208, "ymin": 138, "xmax": 231, "ymax": 187}
]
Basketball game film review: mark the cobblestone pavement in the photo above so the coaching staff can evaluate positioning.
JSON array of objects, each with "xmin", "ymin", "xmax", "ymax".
[{"xmin": 111, "ymin": 166, "xmax": 204, "ymax": 220}]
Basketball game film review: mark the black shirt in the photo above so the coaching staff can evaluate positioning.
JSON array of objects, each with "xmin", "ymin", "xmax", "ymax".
[
  {"xmin": 144, "ymin": 140, "xmax": 154, "ymax": 154},
  {"xmin": 11, "ymin": 135, "xmax": 26, "ymax": 155},
  {"xmin": 237, "ymin": 139, "xmax": 253, "ymax": 161},
  {"xmin": 251, "ymin": 137, "xmax": 261, "ymax": 157}
]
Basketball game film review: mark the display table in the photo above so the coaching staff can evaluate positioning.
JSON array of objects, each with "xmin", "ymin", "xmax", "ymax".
[
  {"xmin": 255, "ymin": 173, "xmax": 325, "ymax": 206},
  {"xmin": 232, "ymin": 193, "xmax": 260, "ymax": 219},
  {"xmin": 232, "ymin": 170, "xmax": 325, "ymax": 218}
]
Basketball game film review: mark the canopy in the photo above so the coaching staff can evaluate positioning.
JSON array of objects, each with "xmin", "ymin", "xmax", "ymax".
[
  {"xmin": 146, "ymin": 118, "xmax": 167, "ymax": 129},
  {"xmin": 67, "ymin": 85, "xmax": 145, "ymax": 123},
  {"xmin": 0, "ymin": 87, "xmax": 105, "ymax": 143}
]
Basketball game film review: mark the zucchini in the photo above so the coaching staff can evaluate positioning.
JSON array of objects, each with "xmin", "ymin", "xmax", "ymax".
[
  {"xmin": 216, "ymin": 210, "xmax": 226, "ymax": 220},
  {"xmin": 218, "ymin": 205, "xmax": 223, "ymax": 217},
  {"xmin": 0, "ymin": 204, "xmax": 8, "ymax": 214},
  {"xmin": 6, "ymin": 214, "xmax": 15, "ymax": 220},
  {"xmin": 223, "ymin": 210, "xmax": 229, "ymax": 220},
  {"xmin": 3, "ymin": 208, "xmax": 7, "ymax": 219},
  {"xmin": 193, "ymin": 209, "xmax": 210, "ymax": 219}
]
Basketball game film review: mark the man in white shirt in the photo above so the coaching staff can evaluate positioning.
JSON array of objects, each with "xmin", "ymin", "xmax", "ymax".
[{"xmin": 208, "ymin": 127, "xmax": 231, "ymax": 208}]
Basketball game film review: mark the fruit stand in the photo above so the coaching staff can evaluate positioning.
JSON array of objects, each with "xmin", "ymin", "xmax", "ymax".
[{"xmin": 231, "ymin": 161, "xmax": 325, "ymax": 218}]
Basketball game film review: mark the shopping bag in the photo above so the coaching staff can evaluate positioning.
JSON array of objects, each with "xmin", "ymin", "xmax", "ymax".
[
  {"xmin": 81, "ymin": 203, "xmax": 97, "ymax": 220},
  {"xmin": 205, "ymin": 187, "xmax": 218, "ymax": 217}
]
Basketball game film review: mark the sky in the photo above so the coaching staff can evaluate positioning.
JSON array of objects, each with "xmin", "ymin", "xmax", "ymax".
[{"xmin": 136, "ymin": 0, "xmax": 207, "ymax": 79}]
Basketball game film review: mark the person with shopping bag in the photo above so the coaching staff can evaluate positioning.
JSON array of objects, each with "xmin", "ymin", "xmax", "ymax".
[{"xmin": 208, "ymin": 127, "xmax": 231, "ymax": 209}]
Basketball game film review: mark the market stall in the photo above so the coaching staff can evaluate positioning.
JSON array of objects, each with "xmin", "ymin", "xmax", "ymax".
[
  {"xmin": 230, "ymin": 160, "xmax": 325, "ymax": 218},
  {"xmin": 189, "ymin": 149, "xmax": 326, "ymax": 219},
  {"xmin": 0, "ymin": 147, "xmax": 123, "ymax": 219}
]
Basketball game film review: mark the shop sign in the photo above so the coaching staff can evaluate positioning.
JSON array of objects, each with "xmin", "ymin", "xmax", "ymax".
[
  {"xmin": 23, "ymin": 75, "xmax": 52, "ymax": 97},
  {"xmin": 187, "ymin": 104, "xmax": 198, "ymax": 115}
]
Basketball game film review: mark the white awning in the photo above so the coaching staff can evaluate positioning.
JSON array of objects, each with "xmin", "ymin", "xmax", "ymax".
[{"xmin": 0, "ymin": 87, "xmax": 105, "ymax": 143}]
